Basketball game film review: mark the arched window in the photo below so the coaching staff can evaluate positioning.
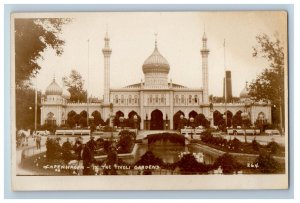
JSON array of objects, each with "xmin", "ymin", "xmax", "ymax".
[
  {"xmin": 161, "ymin": 95, "xmax": 164, "ymax": 103},
  {"xmin": 175, "ymin": 95, "xmax": 179, "ymax": 104},
  {"xmin": 155, "ymin": 95, "xmax": 158, "ymax": 103},
  {"xmin": 129, "ymin": 95, "xmax": 132, "ymax": 104},
  {"xmin": 181, "ymin": 95, "xmax": 184, "ymax": 103},
  {"xmin": 134, "ymin": 95, "xmax": 138, "ymax": 104},
  {"xmin": 115, "ymin": 95, "xmax": 118, "ymax": 104},
  {"xmin": 121, "ymin": 95, "xmax": 124, "ymax": 104},
  {"xmin": 189, "ymin": 95, "xmax": 192, "ymax": 103},
  {"xmin": 150, "ymin": 95, "xmax": 152, "ymax": 103},
  {"xmin": 194, "ymin": 95, "xmax": 198, "ymax": 103}
]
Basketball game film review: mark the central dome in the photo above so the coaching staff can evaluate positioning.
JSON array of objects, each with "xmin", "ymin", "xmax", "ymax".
[{"xmin": 142, "ymin": 44, "xmax": 170, "ymax": 74}]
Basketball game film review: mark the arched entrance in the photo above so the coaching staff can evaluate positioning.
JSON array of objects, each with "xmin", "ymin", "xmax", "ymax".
[
  {"xmin": 150, "ymin": 109, "xmax": 164, "ymax": 130},
  {"xmin": 173, "ymin": 111, "xmax": 185, "ymax": 130}
]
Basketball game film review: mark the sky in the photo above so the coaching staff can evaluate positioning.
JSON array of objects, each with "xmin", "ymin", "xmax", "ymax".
[{"xmin": 31, "ymin": 11, "xmax": 287, "ymax": 98}]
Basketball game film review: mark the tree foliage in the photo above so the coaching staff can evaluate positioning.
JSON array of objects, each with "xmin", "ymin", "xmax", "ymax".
[
  {"xmin": 63, "ymin": 69, "xmax": 87, "ymax": 102},
  {"xmin": 15, "ymin": 88, "xmax": 41, "ymax": 129},
  {"xmin": 15, "ymin": 18, "xmax": 70, "ymax": 88},
  {"xmin": 249, "ymin": 33, "xmax": 285, "ymax": 126}
]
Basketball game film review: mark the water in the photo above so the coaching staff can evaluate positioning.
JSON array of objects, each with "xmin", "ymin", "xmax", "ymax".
[{"xmin": 124, "ymin": 143, "xmax": 216, "ymax": 164}]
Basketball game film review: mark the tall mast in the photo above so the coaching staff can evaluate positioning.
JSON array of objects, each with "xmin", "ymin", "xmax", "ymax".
[
  {"xmin": 87, "ymin": 39, "xmax": 90, "ymax": 127},
  {"xmin": 224, "ymin": 39, "xmax": 227, "ymax": 127}
]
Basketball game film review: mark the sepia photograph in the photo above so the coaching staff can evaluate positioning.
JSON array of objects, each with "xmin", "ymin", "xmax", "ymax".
[{"xmin": 11, "ymin": 11, "xmax": 288, "ymax": 190}]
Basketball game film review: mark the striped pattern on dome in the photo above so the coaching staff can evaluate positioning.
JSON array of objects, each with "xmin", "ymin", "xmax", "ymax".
[
  {"xmin": 240, "ymin": 87, "xmax": 250, "ymax": 98},
  {"xmin": 62, "ymin": 87, "xmax": 71, "ymax": 99},
  {"xmin": 45, "ymin": 79, "xmax": 63, "ymax": 96},
  {"xmin": 142, "ymin": 46, "xmax": 170, "ymax": 74}
]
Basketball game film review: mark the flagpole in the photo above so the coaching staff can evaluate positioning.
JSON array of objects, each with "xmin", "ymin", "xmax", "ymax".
[
  {"xmin": 87, "ymin": 39, "xmax": 90, "ymax": 127},
  {"xmin": 34, "ymin": 74, "xmax": 37, "ymax": 132},
  {"xmin": 224, "ymin": 39, "xmax": 227, "ymax": 127}
]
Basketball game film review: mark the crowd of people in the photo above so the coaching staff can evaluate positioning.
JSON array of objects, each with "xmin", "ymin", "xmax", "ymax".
[{"xmin": 45, "ymin": 135, "xmax": 118, "ymax": 175}]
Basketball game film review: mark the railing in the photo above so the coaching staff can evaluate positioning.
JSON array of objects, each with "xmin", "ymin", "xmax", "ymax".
[
  {"xmin": 227, "ymin": 129, "xmax": 260, "ymax": 135},
  {"xmin": 55, "ymin": 129, "xmax": 91, "ymax": 136}
]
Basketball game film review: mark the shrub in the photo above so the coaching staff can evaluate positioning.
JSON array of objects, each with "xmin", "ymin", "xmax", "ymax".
[
  {"xmin": 229, "ymin": 138, "xmax": 242, "ymax": 151},
  {"xmin": 213, "ymin": 153, "xmax": 241, "ymax": 174},
  {"xmin": 255, "ymin": 152, "xmax": 281, "ymax": 173},
  {"xmin": 46, "ymin": 138, "xmax": 62, "ymax": 161},
  {"xmin": 117, "ymin": 130, "xmax": 136, "ymax": 153},
  {"xmin": 267, "ymin": 141, "xmax": 280, "ymax": 155},
  {"xmin": 252, "ymin": 139, "xmax": 261, "ymax": 151},
  {"xmin": 200, "ymin": 130, "xmax": 213, "ymax": 143},
  {"xmin": 175, "ymin": 154, "xmax": 212, "ymax": 174}
]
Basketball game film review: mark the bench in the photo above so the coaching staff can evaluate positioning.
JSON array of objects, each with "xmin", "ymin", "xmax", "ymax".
[
  {"xmin": 36, "ymin": 130, "xmax": 50, "ymax": 136},
  {"xmin": 265, "ymin": 129, "xmax": 281, "ymax": 136},
  {"xmin": 55, "ymin": 130, "xmax": 91, "ymax": 136},
  {"xmin": 227, "ymin": 129, "xmax": 260, "ymax": 135}
]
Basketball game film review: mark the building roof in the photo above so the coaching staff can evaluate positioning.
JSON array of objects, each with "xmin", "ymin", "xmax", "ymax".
[
  {"xmin": 124, "ymin": 82, "xmax": 187, "ymax": 89},
  {"xmin": 45, "ymin": 78, "xmax": 63, "ymax": 96},
  {"xmin": 240, "ymin": 82, "xmax": 250, "ymax": 98},
  {"xmin": 62, "ymin": 87, "xmax": 71, "ymax": 99},
  {"xmin": 142, "ymin": 41, "xmax": 170, "ymax": 74}
]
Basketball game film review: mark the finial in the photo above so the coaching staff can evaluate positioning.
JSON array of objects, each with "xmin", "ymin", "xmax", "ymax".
[
  {"xmin": 154, "ymin": 33, "xmax": 158, "ymax": 48},
  {"xmin": 53, "ymin": 74, "xmax": 56, "ymax": 82},
  {"xmin": 105, "ymin": 24, "xmax": 109, "ymax": 40},
  {"xmin": 246, "ymin": 81, "xmax": 248, "ymax": 88}
]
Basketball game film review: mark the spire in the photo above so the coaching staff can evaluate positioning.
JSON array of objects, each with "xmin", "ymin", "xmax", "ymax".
[
  {"xmin": 154, "ymin": 33, "xmax": 158, "ymax": 49},
  {"xmin": 53, "ymin": 74, "xmax": 56, "ymax": 82}
]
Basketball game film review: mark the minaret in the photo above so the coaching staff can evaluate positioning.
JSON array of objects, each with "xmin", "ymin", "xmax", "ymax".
[
  {"xmin": 102, "ymin": 31, "xmax": 112, "ymax": 104},
  {"xmin": 201, "ymin": 32, "xmax": 210, "ymax": 103}
]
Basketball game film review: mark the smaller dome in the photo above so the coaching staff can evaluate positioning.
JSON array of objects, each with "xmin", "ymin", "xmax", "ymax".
[
  {"xmin": 240, "ymin": 82, "xmax": 250, "ymax": 98},
  {"xmin": 62, "ymin": 87, "xmax": 71, "ymax": 99},
  {"xmin": 45, "ymin": 78, "xmax": 63, "ymax": 96}
]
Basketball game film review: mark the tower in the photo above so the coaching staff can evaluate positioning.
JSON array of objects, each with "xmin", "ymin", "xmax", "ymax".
[
  {"xmin": 102, "ymin": 32, "xmax": 112, "ymax": 104},
  {"xmin": 201, "ymin": 32, "xmax": 210, "ymax": 103},
  {"xmin": 223, "ymin": 70, "xmax": 233, "ymax": 102}
]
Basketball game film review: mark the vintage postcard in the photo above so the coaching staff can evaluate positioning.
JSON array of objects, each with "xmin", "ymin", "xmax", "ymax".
[{"xmin": 11, "ymin": 11, "xmax": 288, "ymax": 190}]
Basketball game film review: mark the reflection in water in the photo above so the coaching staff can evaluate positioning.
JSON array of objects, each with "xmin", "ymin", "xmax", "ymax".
[{"xmin": 130, "ymin": 144, "xmax": 215, "ymax": 164}]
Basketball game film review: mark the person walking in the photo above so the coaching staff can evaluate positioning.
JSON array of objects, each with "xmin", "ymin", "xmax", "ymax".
[{"xmin": 35, "ymin": 133, "xmax": 41, "ymax": 150}]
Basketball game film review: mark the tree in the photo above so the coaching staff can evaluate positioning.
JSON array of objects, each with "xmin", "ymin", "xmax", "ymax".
[
  {"xmin": 15, "ymin": 18, "xmax": 70, "ymax": 88},
  {"xmin": 63, "ymin": 70, "xmax": 87, "ymax": 103},
  {"xmin": 92, "ymin": 111, "xmax": 104, "ymax": 126},
  {"xmin": 15, "ymin": 88, "xmax": 41, "ymax": 129},
  {"xmin": 249, "ymin": 33, "xmax": 285, "ymax": 130}
]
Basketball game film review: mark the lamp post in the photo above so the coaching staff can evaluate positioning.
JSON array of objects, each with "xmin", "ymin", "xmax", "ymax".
[
  {"xmin": 179, "ymin": 114, "xmax": 184, "ymax": 132},
  {"xmin": 241, "ymin": 111, "xmax": 249, "ymax": 143},
  {"xmin": 109, "ymin": 103, "xmax": 114, "ymax": 141},
  {"xmin": 189, "ymin": 117, "xmax": 195, "ymax": 139},
  {"xmin": 258, "ymin": 114, "xmax": 265, "ymax": 134},
  {"xmin": 222, "ymin": 114, "xmax": 227, "ymax": 134},
  {"xmin": 209, "ymin": 103, "xmax": 214, "ymax": 128},
  {"xmin": 133, "ymin": 115, "xmax": 138, "ymax": 130}
]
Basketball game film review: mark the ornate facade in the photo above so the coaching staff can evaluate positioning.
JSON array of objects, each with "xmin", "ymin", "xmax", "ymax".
[{"xmin": 41, "ymin": 32, "xmax": 272, "ymax": 130}]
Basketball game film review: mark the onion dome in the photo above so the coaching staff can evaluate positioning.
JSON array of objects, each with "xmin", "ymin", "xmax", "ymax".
[
  {"xmin": 62, "ymin": 87, "xmax": 71, "ymax": 99},
  {"xmin": 142, "ymin": 40, "xmax": 170, "ymax": 74},
  {"xmin": 240, "ymin": 82, "xmax": 250, "ymax": 99},
  {"xmin": 45, "ymin": 78, "xmax": 63, "ymax": 96}
]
